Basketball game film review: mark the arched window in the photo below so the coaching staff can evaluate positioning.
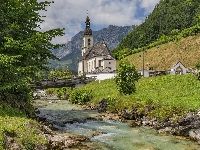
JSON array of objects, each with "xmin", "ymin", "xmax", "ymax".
[
  {"xmin": 176, "ymin": 66, "xmax": 183, "ymax": 75},
  {"xmin": 88, "ymin": 39, "xmax": 91, "ymax": 46}
]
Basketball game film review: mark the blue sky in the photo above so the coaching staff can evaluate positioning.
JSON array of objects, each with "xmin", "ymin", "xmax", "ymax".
[{"xmin": 38, "ymin": 0, "xmax": 160, "ymax": 44}]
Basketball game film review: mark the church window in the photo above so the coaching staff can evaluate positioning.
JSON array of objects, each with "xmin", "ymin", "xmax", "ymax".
[
  {"xmin": 99, "ymin": 60, "xmax": 101, "ymax": 67},
  {"xmin": 88, "ymin": 39, "xmax": 91, "ymax": 46},
  {"xmin": 109, "ymin": 62, "xmax": 111, "ymax": 64}
]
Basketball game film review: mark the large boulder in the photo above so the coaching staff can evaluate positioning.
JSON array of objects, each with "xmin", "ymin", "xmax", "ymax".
[{"xmin": 98, "ymin": 98, "xmax": 108, "ymax": 113}]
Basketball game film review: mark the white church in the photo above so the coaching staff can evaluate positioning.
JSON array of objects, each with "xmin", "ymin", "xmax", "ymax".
[{"xmin": 78, "ymin": 14, "xmax": 116, "ymax": 80}]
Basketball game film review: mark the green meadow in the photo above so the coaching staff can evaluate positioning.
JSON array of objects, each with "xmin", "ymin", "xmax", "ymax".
[{"xmin": 79, "ymin": 74, "xmax": 200, "ymax": 120}]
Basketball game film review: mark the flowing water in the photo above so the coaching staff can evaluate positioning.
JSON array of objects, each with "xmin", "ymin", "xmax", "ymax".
[{"xmin": 34, "ymin": 99, "xmax": 200, "ymax": 150}]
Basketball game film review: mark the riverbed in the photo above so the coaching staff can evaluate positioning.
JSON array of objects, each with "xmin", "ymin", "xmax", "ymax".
[{"xmin": 33, "ymin": 100, "xmax": 200, "ymax": 150}]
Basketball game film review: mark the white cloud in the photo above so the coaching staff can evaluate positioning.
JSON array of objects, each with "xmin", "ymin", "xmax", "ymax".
[
  {"xmin": 37, "ymin": 0, "xmax": 160, "ymax": 44},
  {"xmin": 139, "ymin": 0, "xmax": 160, "ymax": 15}
]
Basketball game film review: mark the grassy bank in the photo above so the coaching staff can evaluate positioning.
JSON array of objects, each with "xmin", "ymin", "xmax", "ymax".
[
  {"xmin": 79, "ymin": 74, "xmax": 200, "ymax": 120},
  {"xmin": 0, "ymin": 103, "xmax": 47, "ymax": 149}
]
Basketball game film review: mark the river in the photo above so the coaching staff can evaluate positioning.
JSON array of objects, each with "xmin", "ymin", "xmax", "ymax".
[{"xmin": 33, "ymin": 99, "xmax": 200, "ymax": 150}]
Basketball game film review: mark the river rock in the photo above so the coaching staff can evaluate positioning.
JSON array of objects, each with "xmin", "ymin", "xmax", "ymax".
[
  {"xmin": 34, "ymin": 143, "xmax": 47, "ymax": 150},
  {"xmin": 34, "ymin": 108, "xmax": 40, "ymax": 114},
  {"xmin": 189, "ymin": 129, "xmax": 200, "ymax": 141},
  {"xmin": 3, "ymin": 133, "xmax": 22, "ymax": 150},
  {"xmin": 178, "ymin": 112, "xmax": 196, "ymax": 126},
  {"xmin": 157, "ymin": 127, "xmax": 173, "ymax": 134},
  {"xmin": 98, "ymin": 98, "xmax": 108, "ymax": 113}
]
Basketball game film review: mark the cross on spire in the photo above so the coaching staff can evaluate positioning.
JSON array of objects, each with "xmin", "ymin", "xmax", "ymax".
[{"xmin": 84, "ymin": 10, "xmax": 92, "ymax": 35}]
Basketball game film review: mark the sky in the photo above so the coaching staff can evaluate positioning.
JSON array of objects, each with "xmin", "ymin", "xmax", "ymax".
[{"xmin": 38, "ymin": 0, "xmax": 160, "ymax": 44}]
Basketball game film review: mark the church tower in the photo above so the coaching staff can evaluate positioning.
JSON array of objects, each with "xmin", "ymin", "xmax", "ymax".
[{"xmin": 82, "ymin": 12, "xmax": 93, "ymax": 56}]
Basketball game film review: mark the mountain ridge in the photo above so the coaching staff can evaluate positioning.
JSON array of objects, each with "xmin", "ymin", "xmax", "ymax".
[{"xmin": 50, "ymin": 25, "xmax": 136, "ymax": 71}]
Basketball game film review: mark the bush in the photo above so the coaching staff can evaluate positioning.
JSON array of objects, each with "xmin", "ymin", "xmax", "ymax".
[
  {"xmin": 0, "ymin": 85, "xmax": 35, "ymax": 118},
  {"xmin": 115, "ymin": 59, "xmax": 140, "ymax": 95},
  {"xmin": 107, "ymin": 95, "xmax": 117, "ymax": 111},
  {"xmin": 69, "ymin": 89, "xmax": 92, "ymax": 104}
]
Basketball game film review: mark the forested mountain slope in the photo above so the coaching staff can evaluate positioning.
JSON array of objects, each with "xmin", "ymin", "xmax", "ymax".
[{"xmin": 113, "ymin": 0, "xmax": 200, "ymax": 59}]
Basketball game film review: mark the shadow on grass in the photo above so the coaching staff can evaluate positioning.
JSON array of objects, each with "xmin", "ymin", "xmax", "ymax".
[{"xmin": 0, "ymin": 102, "xmax": 27, "ymax": 118}]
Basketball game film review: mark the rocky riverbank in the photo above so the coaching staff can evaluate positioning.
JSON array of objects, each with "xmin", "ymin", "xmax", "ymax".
[
  {"xmin": 34, "ymin": 102, "xmax": 100, "ymax": 150},
  {"xmin": 33, "ymin": 99, "xmax": 200, "ymax": 149},
  {"xmin": 36, "ymin": 116, "xmax": 91, "ymax": 149},
  {"xmin": 88, "ymin": 98, "xmax": 200, "ymax": 145}
]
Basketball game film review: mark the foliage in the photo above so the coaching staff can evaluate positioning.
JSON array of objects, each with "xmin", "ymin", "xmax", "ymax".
[
  {"xmin": 45, "ymin": 67, "xmax": 74, "ymax": 99},
  {"xmin": 0, "ymin": 0, "xmax": 64, "ymax": 111},
  {"xmin": 0, "ymin": 0, "xmax": 64, "ymax": 88},
  {"xmin": 115, "ymin": 59, "xmax": 140, "ymax": 95},
  {"xmin": 79, "ymin": 74, "xmax": 200, "ymax": 121},
  {"xmin": 69, "ymin": 89, "xmax": 92, "ymax": 104},
  {"xmin": 107, "ymin": 95, "xmax": 117, "ymax": 111},
  {"xmin": 0, "ymin": 84, "xmax": 35, "ymax": 117},
  {"xmin": 48, "ymin": 68, "xmax": 73, "ymax": 79},
  {"xmin": 0, "ymin": 1, "xmax": 64, "ymax": 149},
  {"xmin": 113, "ymin": 0, "xmax": 200, "ymax": 59},
  {"xmin": 56, "ymin": 87, "xmax": 72, "ymax": 99},
  {"xmin": 45, "ymin": 87, "xmax": 72, "ymax": 99}
]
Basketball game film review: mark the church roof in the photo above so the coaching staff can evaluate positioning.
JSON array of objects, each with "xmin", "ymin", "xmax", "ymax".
[
  {"xmin": 84, "ymin": 27, "xmax": 92, "ymax": 35},
  {"xmin": 79, "ymin": 40, "xmax": 115, "ymax": 61}
]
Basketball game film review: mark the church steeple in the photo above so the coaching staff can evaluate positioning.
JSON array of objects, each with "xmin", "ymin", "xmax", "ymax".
[
  {"xmin": 82, "ymin": 10, "xmax": 94, "ymax": 56},
  {"xmin": 84, "ymin": 10, "xmax": 92, "ymax": 35}
]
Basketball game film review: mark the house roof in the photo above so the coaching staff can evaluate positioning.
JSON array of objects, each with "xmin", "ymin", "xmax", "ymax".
[
  {"xmin": 171, "ymin": 61, "xmax": 186, "ymax": 69},
  {"xmin": 79, "ymin": 40, "xmax": 115, "ymax": 61}
]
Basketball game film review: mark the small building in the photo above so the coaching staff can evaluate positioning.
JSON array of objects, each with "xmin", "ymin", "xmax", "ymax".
[
  {"xmin": 78, "ymin": 14, "xmax": 116, "ymax": 80},
  {"xmin": 170, "ymin": 61, "xmax": 187, "ymax": 75},
  {"xmin": 138, "ymin": 70, "xmax": 168, "ymax": 77}
]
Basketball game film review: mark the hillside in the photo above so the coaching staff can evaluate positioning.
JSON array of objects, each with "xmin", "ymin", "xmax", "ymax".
[
  {"xmin": 113, "ymin": 0, "xmax": 200, "ymax": 59},
  {"xmin": 0, "ymin": 103, "xmax": 47, "ymax": 149},
  {"xmin": 76, "ymin": 74, "xmax": 200, "ymax": 120},
  {"xmin": 50, "ymin": 25, "xmax": 135, "ymax": 71},
  {"xmin": 125, "ymin": 34, "xmax": 200, "ymax": 70}
]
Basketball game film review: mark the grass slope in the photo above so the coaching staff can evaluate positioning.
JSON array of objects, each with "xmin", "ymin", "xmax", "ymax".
[
  {"xmin": 81, "ymin": 74, "xmax": 200, "ymax": 120},
  {"xmin": 125, "ymin": 34, "xmax": 200, "ymax": 70},
  {"xmin": 0, "ymin": 103, "xmax": 47, "ymax": 149}
]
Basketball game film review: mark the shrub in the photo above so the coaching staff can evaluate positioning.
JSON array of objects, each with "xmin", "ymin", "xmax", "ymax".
[
  {"xmin": 69, "ymin": 89, "xmax": 92, "ymax": 104},
  {"xmin": 107, "ymin": 95, "xmax": 117, "ymax": 111},
  {"xmin": 115, "ymin": 59, "xmax": 140, "ymax": 95}
]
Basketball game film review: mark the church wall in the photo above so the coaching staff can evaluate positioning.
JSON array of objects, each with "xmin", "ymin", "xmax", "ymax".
[
  {"xmin": 95, "ymin": 56, "xmax": 104, "ymax": 68},
  {"xmin": 78, "ymin": 61, "xmax": 83, "ymax": 75},
  {"xmin": 78, "ymin": 60, "xmax": 88, "ymax": 75},
  {"xmin": 87, "ymin": 56, "xmax": 104, "ymax": 73},
  {"xmin": 83, "ymin": 60, "xmax": 87, "ymax": 73},
  {"xmin": 82, "ymin": 35, "xmax": 93, "ymax": 55},
  {"xmin": 101, "ymin": 59, "xmax": 116, "ymax": 71}
]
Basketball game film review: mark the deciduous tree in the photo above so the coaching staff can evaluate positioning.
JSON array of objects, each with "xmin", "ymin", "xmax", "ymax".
[
  {"xmin": 115, "ymin": 59, "xmax": 140, "ymax": 95},
  {"xmin": 0, "ymin": 0, "xmax": 65, "ymax": 90}
]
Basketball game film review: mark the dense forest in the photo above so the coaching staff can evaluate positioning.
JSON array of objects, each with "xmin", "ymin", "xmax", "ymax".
[{"xmin": 113, "ymin": 0, "xmax": 200, "ymax": 59}]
